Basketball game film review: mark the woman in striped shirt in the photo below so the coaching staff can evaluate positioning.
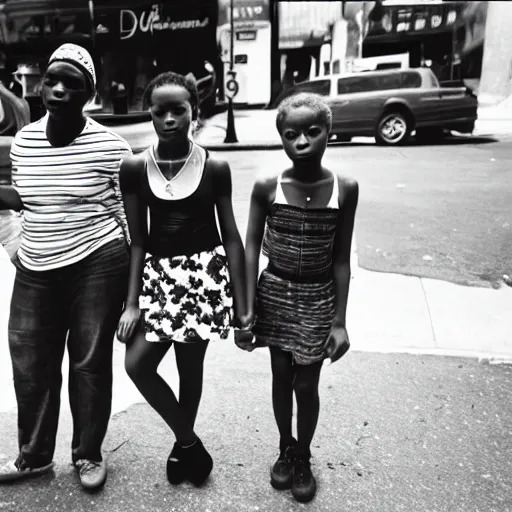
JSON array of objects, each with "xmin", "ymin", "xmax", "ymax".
[{"xmin": 0, "ymin": 44, "xmax": 132, "ymax": 490}]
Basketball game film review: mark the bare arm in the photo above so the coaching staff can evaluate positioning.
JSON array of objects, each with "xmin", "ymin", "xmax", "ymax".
[
  {"xmin": 244, "ymin": 178, "xmax": 271, "ymax": 321},
  {"xmin": 0, "ymin": 186, "xmax": 23, "ymax": 211},
  {"xmin": 332, "ymin": 177, "xmax": 359, "ymax": 327},
  {"xmin": 211, "ymin": 159, "xmax": 247, "ymax": 324},
  {"xmin": 117, "ymin": 157, "xmax": 148, "ymax": 342},
  {"xmin": 123, "ymin": 192, "xmax": 148, "ymax": 308},
  {"xmin": 325, "ymin": 176, "xmax": 359, "ymax": 363}
]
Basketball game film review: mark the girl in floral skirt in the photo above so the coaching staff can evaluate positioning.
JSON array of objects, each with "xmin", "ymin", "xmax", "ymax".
[
  {"xmin": 241, "ymin": 93, "xmax": 359, "ymax": 502},
  {"xmin": 116, "ymin": 71, "xmax": 248, "ymax": 486}
]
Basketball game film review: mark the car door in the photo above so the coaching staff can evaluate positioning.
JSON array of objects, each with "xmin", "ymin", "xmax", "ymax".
[
  {"xmin": 330, "ymin": 76, "xmax": 375, "ymax": 134},
  {"xmin": 330, "ymin": 74, "xmax": 400, "ymax": 135}
]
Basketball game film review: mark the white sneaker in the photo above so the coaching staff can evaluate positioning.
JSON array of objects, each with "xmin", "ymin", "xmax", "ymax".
[{"xmin": 74, "ymin": 459, "xmax": 107, "ymax": 490}]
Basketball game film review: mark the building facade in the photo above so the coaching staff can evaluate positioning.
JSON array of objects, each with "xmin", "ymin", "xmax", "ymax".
[
  {"xmin": 217, "ymin": 0, "xmax": 271, "ymax": 106},
  {"xmin": 0, "ymin": 0, "xmax": 219, "ymax": 115}
]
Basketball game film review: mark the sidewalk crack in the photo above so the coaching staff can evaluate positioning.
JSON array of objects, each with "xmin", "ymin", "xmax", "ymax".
[{"xmin": 419, "ymin": 278, "xmax": 437, "ymax": 346}]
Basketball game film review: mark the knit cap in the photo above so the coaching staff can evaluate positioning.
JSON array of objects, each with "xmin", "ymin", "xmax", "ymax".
[{"xmin": 48, "ymin": 43, "xmax": 96, "ymax": 89}]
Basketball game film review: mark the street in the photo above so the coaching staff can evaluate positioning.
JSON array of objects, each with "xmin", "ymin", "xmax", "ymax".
[{"xmin": 215, "ymin": 134, "xmax": 512, "ymax": 288}]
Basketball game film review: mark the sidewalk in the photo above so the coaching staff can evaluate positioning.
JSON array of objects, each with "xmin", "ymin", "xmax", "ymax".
[
  {"xmin": 1, "ymin": 346, "xmax": 511, "ymax": 512},
  {"xmin": 194, "ymin": 104, "xmax": 512, "ymax": 150}
]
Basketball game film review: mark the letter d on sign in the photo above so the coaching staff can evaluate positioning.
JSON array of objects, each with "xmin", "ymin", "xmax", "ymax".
[{"xmin": 120, "ymin": 9, "xmax": 137, "ymax": 40}]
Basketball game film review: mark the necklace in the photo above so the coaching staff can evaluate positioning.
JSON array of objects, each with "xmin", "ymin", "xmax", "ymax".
[{"xmin": 153, "ymin": 143, "xmax": 192, "ymax": 195}]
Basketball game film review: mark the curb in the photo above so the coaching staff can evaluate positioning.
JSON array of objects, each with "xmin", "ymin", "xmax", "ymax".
[
  {"xmin": 133, "ymin": 141, "xmax": 283, "ymax": 153},
  {"xmin": 200, "ymin": 142, "xmax": 283, "ymax": 151}
]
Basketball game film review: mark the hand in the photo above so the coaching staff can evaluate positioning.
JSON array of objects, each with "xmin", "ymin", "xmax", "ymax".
[
  {"xmin": 325, "ymin": 324, "xmax": 350, "ymax": 363},
  {"xmin": 117, "ymin": 305, "xmax": 141, "ymax": 344},
  {"xmin": 234, "ymin": 327, "xmax": 257, "ymax": 352},
  {"xmin": 235, "ymin": 311, "xmax": 255, "ymax": 329}
]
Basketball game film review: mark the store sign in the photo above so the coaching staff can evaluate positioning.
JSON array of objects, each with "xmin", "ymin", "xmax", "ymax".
[
  {"xmin": 236, "ymin": 30, "xmax": 257, "ymax": 41},
  {"xmin": 218, "ymin": 0, "xmax": 269, "ymax": 26},
  {"xmin": 119, "ymin": 3, "xmax": 209, "ymax": 40},
  {"xmin": 233, "ymin": 4, "xmax": 267, "ymax": 22},
  {"xmin": 367, "ymin": 3, "xmax": 461, "ymax": 37}
]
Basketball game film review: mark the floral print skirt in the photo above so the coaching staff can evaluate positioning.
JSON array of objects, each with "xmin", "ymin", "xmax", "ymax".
[{"xmin": 140, "ymin": 245, "xmax": 233, "ymax": 343}]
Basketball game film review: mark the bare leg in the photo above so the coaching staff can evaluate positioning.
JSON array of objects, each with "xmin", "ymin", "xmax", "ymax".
[
  {"xmin": 124, "ymin": 331, "xmax": 197, "ymax": 445},
  {"xmin": 174, "ymin": 340, "xmax": 209, "ymax": 429},
  {"xmin": 269, "ymin": 347, "xmax": 295, "ymax": 444},
  {"xmin": 293, "ymin": 361, "xmax": 323, "ymax": 451}
]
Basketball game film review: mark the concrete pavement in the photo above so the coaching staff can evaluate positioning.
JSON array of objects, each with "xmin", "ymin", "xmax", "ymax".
[{"xmin": 0, "ymin": 344, "xmax": 511, "ymax": 512}]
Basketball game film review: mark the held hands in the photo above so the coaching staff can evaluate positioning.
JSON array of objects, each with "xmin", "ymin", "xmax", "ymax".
[
  {"xmin": 117, "ymin": 304, "xmax": 141, "ymax": 344},
  {"xmin": 234, "ymin": 312, "xmax": 257, "ymax": 352},
  {"xmin": 325, "ymin": 324, "xmax": 350, "ymax": 364}
]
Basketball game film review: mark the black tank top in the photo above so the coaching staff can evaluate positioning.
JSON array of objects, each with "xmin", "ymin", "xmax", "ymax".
[{"xmin": 120, "ymin": 148, "xmax": 222, "ymax": 258}]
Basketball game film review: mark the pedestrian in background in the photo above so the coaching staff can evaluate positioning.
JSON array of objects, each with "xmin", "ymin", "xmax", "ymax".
[
  {"xmin": 116, "ymin": 71, "xmax": 248, "ymax": 487},
  {"xmin": 0, "ymin": 81, "xmax": 30, "ymax": 136},
  {"xmin": 241, "ymin": 92, "xmax": 359, "ymax": 503},
  {"xmin": 0, "ymin": 44, "xmax": 132, "ymax": 490}
]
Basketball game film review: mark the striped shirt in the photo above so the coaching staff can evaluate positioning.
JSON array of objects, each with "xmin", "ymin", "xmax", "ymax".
[{"xmin": 10, "ymin": 114, "xmax": 132, "ymax": 271}]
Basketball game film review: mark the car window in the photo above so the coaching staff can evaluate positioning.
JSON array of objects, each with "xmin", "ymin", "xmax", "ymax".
[
  {"xmin": 337, "ymin": 76, "xmax": 378, "ymax": 94},
  {"xmin": 376, "ymin": 74, "xmax": 403, "ymax": 90},
  {"xmin": 400, "ymin": 71, "xmax": 422, "ymax": 89},
  {"xmin": 293, "ymin": 80, "xmax": 331, "ymax": 96},
  {"xmin": 337, "ymin": 72, "xmax": 423, "ymax": 94}
]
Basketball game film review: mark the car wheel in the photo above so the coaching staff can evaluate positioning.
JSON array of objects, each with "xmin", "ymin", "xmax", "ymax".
[{"xmin": 375, "ymin": 111, "xmax": 411, "ymax": 145}]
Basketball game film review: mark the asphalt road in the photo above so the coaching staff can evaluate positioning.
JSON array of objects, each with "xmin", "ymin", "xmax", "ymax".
[
  {"xmin": 2, "ymin": 131, "xmax": 511, "ymax": 288},
  {"xmin": 213, "ymin": 134, "xmax": 512, "ymax": 289}
]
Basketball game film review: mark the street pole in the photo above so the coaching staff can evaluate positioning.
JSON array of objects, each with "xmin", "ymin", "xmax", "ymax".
[
  {"xmin": 224, "ymin": 0, "xmax": 238, "ymax": 143},
  {"xmin": 269, "ymin": 0, "xmax": 280, "ymax": 107}
]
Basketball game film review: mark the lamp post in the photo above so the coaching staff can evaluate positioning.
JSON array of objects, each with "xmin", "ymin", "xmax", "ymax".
[{"xmin": 224, "ymin": 0, "xmax": 238, "ymax": 143}]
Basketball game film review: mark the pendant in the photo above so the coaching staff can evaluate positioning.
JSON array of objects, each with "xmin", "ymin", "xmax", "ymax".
[{"xmin": 165, "ymin": 182, "xmax": 173, "ymax": 195}]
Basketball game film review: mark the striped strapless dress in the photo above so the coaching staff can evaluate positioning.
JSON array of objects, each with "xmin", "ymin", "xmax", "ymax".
[{"xmin": 253, "ymin": 173, "xmax": 340, "ymax": 365}]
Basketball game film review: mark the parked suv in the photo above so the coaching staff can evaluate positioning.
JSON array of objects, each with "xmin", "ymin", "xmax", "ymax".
[{"xmin": 274, "ymin": 68, "xmax": 478, "ymax": 145}]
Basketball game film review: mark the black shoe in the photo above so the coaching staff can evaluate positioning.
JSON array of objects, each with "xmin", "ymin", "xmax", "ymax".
[
  {"xmin": 166, "ymin": 442, "xmax": 185, "ymax": 485},
  {"xmin": 270, "ymin": 438, "xmax": 297, "ymax": 490},
  {"xmin": 291, "ymin": 449, "xmax": 316, "ymax": 503},
  {"xmin": 181, "ymin": 439, "xmax": 213, "ymax": 487}
]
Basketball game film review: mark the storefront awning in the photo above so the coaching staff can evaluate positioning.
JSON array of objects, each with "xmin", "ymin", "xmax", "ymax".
[{"xmin": 3, "ymin": 0, "xmax": 89, "ymax": 17}]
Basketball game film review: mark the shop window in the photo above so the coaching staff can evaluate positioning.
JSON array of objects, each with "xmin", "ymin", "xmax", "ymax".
[{"xmin": 294, "ymin": 79, "xmax": 331, "ymax": 96}]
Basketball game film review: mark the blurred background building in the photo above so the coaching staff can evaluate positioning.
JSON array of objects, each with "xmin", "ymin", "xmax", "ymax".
[{"xmin": 0, "ymin": 0, "xmax": 511, "ymax": 120}]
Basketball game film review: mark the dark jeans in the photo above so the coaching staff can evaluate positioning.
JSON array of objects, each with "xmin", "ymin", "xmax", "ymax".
[{"xmin": 8, "ymin": 239, "xmax": 129, "ymax": 467}]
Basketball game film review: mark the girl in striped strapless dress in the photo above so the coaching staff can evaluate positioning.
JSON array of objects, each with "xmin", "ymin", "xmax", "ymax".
[{"xmin": 242, "ymin": 93, "xmax": 359, "ymax": 503}]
